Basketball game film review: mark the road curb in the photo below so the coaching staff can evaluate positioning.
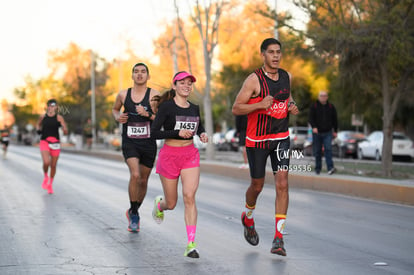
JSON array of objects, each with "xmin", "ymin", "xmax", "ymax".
[
  {"xmin": 62, "ymin": 149, "xmax": 414, "ymax": 206},
  {"xmin": 200, "ymin": 162, "xmax": 414, "ymax": 206}
]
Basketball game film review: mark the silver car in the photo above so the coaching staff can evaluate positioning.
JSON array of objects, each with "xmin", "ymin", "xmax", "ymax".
[{"xmin": 289, "ymin": 126, "xmax": 309, "ymax": 150}]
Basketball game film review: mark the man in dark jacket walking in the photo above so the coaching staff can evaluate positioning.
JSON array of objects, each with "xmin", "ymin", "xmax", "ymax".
[{"xmin": 308, "ymin": 91, "xmax": 338, "ymax": 175}]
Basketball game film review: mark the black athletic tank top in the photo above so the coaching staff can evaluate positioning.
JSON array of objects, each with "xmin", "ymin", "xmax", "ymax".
[
  {"xmin": 41, "ymin": 114, "xmax": 61, "ymax": 140},
  {"xmin": 122, "ymin": 88, "xmax": 155, "ymax": 143}
]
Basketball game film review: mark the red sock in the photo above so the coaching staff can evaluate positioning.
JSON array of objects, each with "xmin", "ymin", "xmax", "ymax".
[
  {"xmin": 244, "ymin": 203, "xmax": 255, "ymax": 227},
  {"xmin": 274, "ymin": 214, "xmax": 286, "ymax": 239}
]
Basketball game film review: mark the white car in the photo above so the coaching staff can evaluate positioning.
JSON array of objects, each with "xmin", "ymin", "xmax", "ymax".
[
  {"xmin": 193, "ymin": 135, "xmax": 207, "ymax": 150},
  {"xmin": 289, "ymin": 126, "xmax": 309, "ymax": 150},
  {"xmin": 357, "ymin": 131, "xmax": 414, "ymax": 161}
]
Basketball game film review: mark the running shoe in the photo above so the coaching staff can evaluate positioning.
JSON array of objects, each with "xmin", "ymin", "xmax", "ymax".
[
  {"xmin": 241, "ymin": 212, "xmax": 259, "ymax": 246},
  {"xmin": 238, "ymin": 163, "xmax": 249, "ymax": 169},
  {"xmin": 47, "ymin": 183, "xmax": 54, "ymax": 194},
  {"xmin": 270, "ymin": 236, "xmax": 286, "ymax": 256},
  {"xmin": 42, "ymin": 176, "xmax": 49, "ymax": 190},
  {"xmin": 126, "ymin": 209, "xmax": 140, "ymax": 232},
  {"xmin": 184, "ymin": 242, "xmax": 200, "ymax": 258},
  {"xmin": 152, "ymin": 195, "xmax": 164, "ymax": 224}
]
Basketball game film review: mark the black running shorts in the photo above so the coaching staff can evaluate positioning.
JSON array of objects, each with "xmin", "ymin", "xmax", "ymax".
[
  {"xmin": 246, "ymin": 138, "xmax": 290, "ymax": 179},
  {"xmin": 122, "ymin": 141, "xmax": 157, "ymax": 168}
]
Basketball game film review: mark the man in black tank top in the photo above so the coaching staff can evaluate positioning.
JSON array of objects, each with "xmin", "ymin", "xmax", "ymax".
[{"xmin": 112, "ymin": 63, "xmax": 160, "ymax": 233}]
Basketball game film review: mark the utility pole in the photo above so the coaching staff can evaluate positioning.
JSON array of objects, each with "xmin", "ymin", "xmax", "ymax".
[
  {"xmin": 274, "ymin": 0, "xmax": 278, "ymax": 39},
  {"xmin": 90, "ymin": 50, "xmax": 96, "ymax": 147},
  {"xmin": 173, "ymin": 0, "xmax": 179, "ymax": 74}
]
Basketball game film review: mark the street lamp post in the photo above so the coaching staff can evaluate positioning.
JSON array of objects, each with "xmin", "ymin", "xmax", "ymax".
[
  {"xmin": 274, "ymin": 0, "xmax": 278, "ymax": 39},
  {"xmin": 90, "ymin": 50, "xmax": 96, "ymax": 148}
]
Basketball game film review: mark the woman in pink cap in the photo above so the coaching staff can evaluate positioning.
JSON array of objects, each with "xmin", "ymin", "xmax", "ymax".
[{"xmin": 150, "ymin": 71, "xmax": 208, "ymax": 258}]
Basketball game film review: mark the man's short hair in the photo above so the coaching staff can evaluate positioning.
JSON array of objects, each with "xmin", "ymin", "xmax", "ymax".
[
  {"xmin": 132, "ymin": 62, "xmax": 149, "ymax": 74},
  {"xmin": 260, "ymin": 38, "xmax": 282, "ymax": 53}
]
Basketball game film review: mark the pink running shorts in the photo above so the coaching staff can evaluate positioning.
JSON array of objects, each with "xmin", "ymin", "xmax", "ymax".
[
  {"xmin": 156, "ymin": 143, "xmax": 200, "ymax": 179},
  {"xmin": 39, "ymin": 137, "xmax": 61, "ymax": 157}
]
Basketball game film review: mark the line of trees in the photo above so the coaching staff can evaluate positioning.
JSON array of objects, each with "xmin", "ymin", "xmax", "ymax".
[{"xmin": 10, "ymin": 0, "xmax": 413, "ymax": 176}]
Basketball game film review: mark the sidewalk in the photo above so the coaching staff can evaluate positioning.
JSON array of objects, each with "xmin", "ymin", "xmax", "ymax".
[{"xmin": 62, "ymin": 144, "xmax": 414, "ymax": 206}]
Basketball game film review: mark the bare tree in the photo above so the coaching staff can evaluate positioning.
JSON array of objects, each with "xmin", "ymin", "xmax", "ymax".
[{"xmin": 174, "ymin": 0, "xmax": 229, "ymax": 160}]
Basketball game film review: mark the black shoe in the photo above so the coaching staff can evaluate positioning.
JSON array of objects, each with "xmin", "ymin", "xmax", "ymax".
[
  {"xmin": 328, "ymin": 168, "xmax": 336, "ymax": 175},
  {"xmin": 270, "ymin": 236, "xmax": 286, "ymax": 256},
  {"xmin": 241, "ymin": 212, "xmax": 259, "ymax": 246},
  {"xmin": 315, "ymin": 170, "xmax": 320, "ymax": 175}
]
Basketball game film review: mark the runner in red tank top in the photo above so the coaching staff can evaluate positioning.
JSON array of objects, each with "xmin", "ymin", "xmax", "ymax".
[{"xmin": 232, "ymin": 38, "xmax": 300, "ymax": 256}]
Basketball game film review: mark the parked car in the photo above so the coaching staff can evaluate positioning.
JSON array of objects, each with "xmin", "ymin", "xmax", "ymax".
[
  {"xmin": 303, "ymin": 131, "xmax": 350, "ymax": 158},
  {"xmin": 332, "ymin": 131, "xmax": 366, "ymax": 158},
  {"xmin": 193, "ymin": 135, "xmax": 207, "ymax": 150},
  {"xmin": 289, "ymin": 126, "xmax": 309, "ymax": 150},
  {"xmin": 357, "ymin": 131, "xmax": 414, "ymax": 161},
  {"xmin": 225, "ymin": 129, "xmax": 239, "ymax": 151},
  {"xmin": 22, "ymin": 132, "xmax": 34, "ymax": 145},
  {"xmin": 212, "ymin": 132, "xmax": 228, "ymax": 151}
]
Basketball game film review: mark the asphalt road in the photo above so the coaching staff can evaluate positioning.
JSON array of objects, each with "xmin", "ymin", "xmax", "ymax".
[{"xmin": 1, "ymin": 146, "xmax": 413, "ymax": 275}]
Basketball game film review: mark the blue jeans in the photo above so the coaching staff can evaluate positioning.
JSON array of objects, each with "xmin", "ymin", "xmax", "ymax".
[{"xmin": 312, "ymin": 132, "xmax": 334, "ymax": 172}]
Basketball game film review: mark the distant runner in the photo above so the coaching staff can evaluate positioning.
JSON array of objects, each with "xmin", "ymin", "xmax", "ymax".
[
  {"xmin": 36, "ymin": 99, "xmax": 68, "ymax": 194},
  {"xmin": 0, "ymin": 99, "xmax": 15, "ymax": 159}
]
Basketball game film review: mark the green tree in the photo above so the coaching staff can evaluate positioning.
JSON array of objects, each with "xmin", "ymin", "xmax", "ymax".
[
  {"xmin": 14, "ymin": 43, "xmax": 112, "ymax": 138},
  {"xmin": 47, "ymin": 44, "xmax": 111, "ymax": 134},
  {"xmin": 215, "ymin": 64, "xmax": 253, "ymax": 130},
  {"xmin": 294, "ymin": 0, "xmax": 414, "ymax": 176}
]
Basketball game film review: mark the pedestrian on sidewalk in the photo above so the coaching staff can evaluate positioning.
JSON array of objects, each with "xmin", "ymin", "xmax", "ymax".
[
  {"xmin": 150, "ymin": 71, "xmax": 208, "ymax": 258},
  {"xmin": 83, "ymin": 118, "xmax": 93, "ymax": 150},
  {"xmin": 232, "ymin": 38, "xmax": 300, "ymax": 256},
  {"xmin": 112, "ymin": 63, "xmax": 160, "ymax": 233},
  {"xmin": 36, "ymin": 99, "xmax": 68, "ymax": 194},
  {"xmin": 308, "ymin": 91, "xmax": 338, "ymax": 175}
]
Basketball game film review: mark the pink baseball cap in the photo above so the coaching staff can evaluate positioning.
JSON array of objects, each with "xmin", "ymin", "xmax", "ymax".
[{"xmin": 173, "ymin": 71, "xmax": 196, "ymax": 83}]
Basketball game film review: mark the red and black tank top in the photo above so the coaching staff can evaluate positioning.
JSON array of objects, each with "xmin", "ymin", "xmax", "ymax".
[{"xmin": 246, "ymin": 68, "xmax": 290, "ymax": 148}]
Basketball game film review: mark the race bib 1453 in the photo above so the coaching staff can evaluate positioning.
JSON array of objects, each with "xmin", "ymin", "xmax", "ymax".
[{"xmin": 174, "ymin": 116, "xmax": 199, "ymax": 133}]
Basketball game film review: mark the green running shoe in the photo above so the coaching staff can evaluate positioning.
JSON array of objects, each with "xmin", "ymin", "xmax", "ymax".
[
  {"xmin": 184, "ymin": 242, "xmax": 199, "ymax": 258},
  {"xmin": 152, "ymin": 195, "xmax": 164, "ymax": 224}
]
